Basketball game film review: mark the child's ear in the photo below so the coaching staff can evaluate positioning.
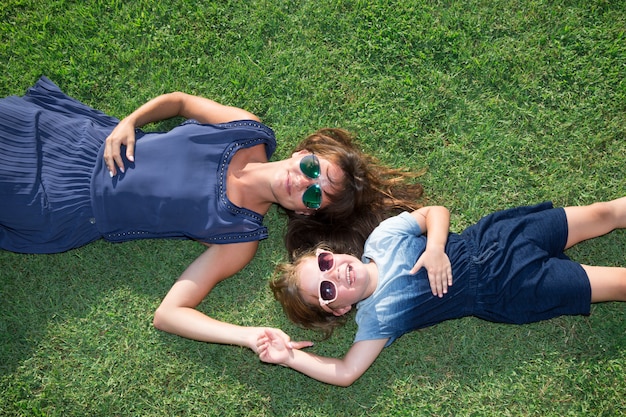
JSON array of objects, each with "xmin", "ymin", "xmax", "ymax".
[{"xmin": 332, "ymin": 305, "xmax": 352, "ymax": 317}]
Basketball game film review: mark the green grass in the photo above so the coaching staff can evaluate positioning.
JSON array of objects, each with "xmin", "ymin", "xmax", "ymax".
[{"xmin": 1, "ymin": 0, "xmax": 625, "ymax": 415}]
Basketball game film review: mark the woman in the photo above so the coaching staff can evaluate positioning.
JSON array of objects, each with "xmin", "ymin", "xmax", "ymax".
[{"xmin": 0, "ymin": 76, "xmax": 424, "ymax": 351}]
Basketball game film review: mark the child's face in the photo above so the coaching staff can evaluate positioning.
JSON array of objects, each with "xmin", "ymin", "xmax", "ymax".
[{"xmin": 297, "ymin": 250, "xmax": 375, "ymax": 316}]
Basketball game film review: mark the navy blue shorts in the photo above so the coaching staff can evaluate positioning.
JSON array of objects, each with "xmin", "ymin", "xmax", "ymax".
[{"xmin": 460, "ymin": 202, "xmax": 591, "ymax": 324}]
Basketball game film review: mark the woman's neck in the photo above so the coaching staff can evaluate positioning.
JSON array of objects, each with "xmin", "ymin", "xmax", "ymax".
[{"xmin": 227, "ymin": 159, "xmax": 276, "ymax": 215}]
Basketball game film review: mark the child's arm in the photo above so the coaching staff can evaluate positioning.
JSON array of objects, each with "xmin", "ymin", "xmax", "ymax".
[
  {"xmin": 257, "ymin": 330, "xmax": 388, "ymax": 387},
  {"xmin": 409, "ymin": 206, "xmax": 453, "ymax": 297}
]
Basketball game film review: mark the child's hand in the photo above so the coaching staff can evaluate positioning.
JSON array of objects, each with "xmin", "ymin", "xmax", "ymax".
[
  {"xmin": 249, "ymin": 327, "xmax": 312, "ymax": 354},
  {"xmin": 256, "ymin": 329, "xmax": 312, "ymax": 364},
  {"xmin": 410, "ymin": 248, "xmax": 452, "ymax": 297}
]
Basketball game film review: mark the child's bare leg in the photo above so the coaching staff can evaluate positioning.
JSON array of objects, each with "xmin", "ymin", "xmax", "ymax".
[
  {"xmin": 564, "ymin": 197, "xmax": 626, "ymax": 249},
  {"xmin": 581, "ymin": 264, "xmax": 626, "ymax": 302}
]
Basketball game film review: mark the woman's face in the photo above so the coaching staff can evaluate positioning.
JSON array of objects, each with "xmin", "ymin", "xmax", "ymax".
[{"xmin": 273, "ymin": 151, "xmax": 345, "ymax": 214}]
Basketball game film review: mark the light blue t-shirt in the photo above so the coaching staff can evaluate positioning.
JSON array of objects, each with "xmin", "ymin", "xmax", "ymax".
[{"xmin": 355, "ymin": 211, "xmax": 431, "ymax": 347}]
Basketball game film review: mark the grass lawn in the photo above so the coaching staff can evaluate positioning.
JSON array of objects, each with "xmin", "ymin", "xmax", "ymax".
[{"xmin": 1, "ymin": 0, "xmax": 625, "ymax": 415}]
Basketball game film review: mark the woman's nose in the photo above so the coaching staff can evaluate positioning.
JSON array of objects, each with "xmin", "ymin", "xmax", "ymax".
[{"xmin": 298, "ymin": 173, "xmax": 317, "ymax": 189}]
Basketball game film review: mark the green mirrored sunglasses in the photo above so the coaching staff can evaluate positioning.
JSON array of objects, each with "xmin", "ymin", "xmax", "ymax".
[{"xmin": 300, "ymin": 154, "xmax": 322, "ymax": 209}]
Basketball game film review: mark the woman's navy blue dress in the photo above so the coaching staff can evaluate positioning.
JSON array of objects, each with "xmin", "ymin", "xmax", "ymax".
[{"xmin": 0, "ymin": 77, "xmax": 276, "ymax": 253}]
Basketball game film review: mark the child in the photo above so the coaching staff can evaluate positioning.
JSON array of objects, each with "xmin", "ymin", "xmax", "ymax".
[{"xmin": 257, "ymin": 200, "xmax": 626, "ymax": 386}]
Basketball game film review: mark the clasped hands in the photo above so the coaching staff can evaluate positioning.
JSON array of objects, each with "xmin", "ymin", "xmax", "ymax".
[{"xmin": 256, "ymin": 329, "xmax": 312, "ymax": 365}]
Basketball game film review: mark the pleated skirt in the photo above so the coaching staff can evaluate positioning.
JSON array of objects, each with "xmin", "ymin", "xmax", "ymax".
[{"xmin": 0, "ymin": 77, "xmax": 119, "ymax": 253}]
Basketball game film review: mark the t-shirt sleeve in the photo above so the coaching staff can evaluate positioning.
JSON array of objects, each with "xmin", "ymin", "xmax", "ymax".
[{"xmin": 362, "ymin": 211, "xmax": 422, "ymax": 257}]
